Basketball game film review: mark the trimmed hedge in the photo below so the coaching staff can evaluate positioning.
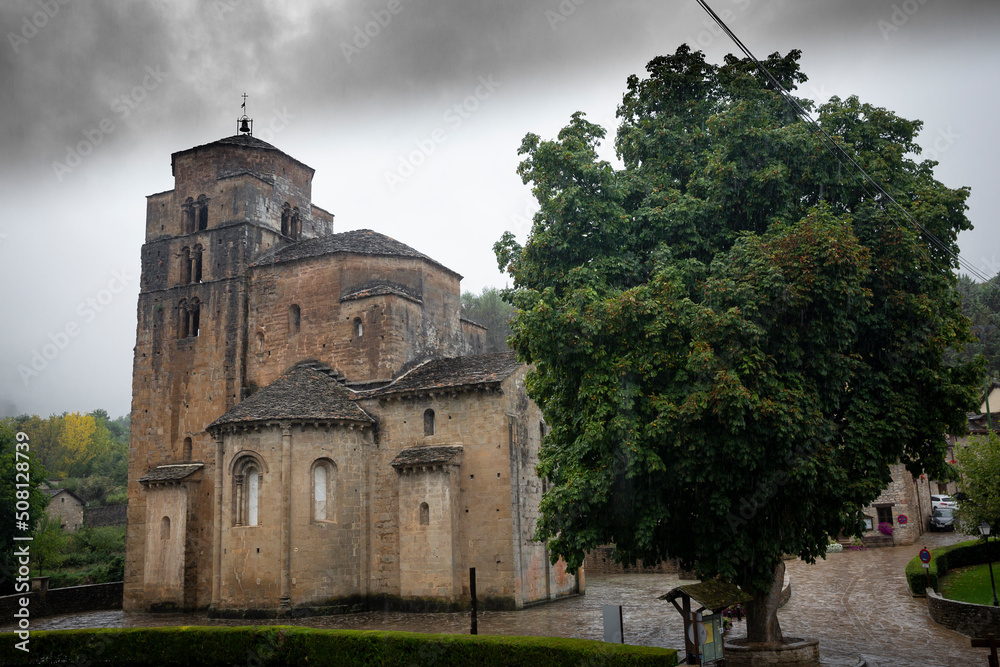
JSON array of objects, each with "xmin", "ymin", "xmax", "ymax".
[
  {"xmin": 906, "ymin": 538, "xmax": 993, "ymax": 596},
  {"xmin": 0, "ymin": 626, "xmax": 679, "ymax": 666}
]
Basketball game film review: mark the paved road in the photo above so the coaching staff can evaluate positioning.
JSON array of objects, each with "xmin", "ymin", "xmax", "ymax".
[{"xmin": 6, "ymin": 531, "xmax": 984, "ymax": 665}]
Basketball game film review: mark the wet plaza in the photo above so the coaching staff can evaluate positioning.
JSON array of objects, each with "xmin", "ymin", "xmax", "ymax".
[{"xmin": 6, "ymin": 531, "xmax": 985, "ymax": 666}]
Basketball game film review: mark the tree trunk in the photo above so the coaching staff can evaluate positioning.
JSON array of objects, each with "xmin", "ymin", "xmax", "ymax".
[{"xmin": 745, "ymin": 560, "xmax": 785, "ymax": 644}]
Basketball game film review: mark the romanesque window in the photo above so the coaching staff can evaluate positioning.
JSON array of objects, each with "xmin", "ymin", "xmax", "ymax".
[
  {"xmin": 189, "ymin": 299, "xmax": 201, "ymax": 337},
  {"xmin": 177, "ymin": 299, "xmax": 189, "ymax": 338},
  {"xmin": 289, "ymin": 304, "xmax": 301, "ymax": 335},
  {"xmin": 354, "ymin": 317, "xmax": 363, "ymax": 338},
  {"xmin": 424, "ymin": 409, "xmax": 435, "ymax": 436},
  {"xmin": 233, "ymin": 456, "xmax": 264, "ymax": 527},
  {"xmin": 182, "ymin": 197, "xmax": 195, "ymax": 234},
  {"xmin": 197, "ymin": 195, "xmax": 208, "ymax": 231},
  {"xmin": 160, "ymin": 516, "xmax": 170, "ymax": 540},
  {"xmin": 183, "ymin": 437, "xmax": 192, "ymax": 461},
  {"xmin": 256, "ymin": 331, "xmax": 265, "ymax": 354},
  {"xmin": 419, "ymin": 502, "xmax": 430, "ymax": 526},
  {"xmin": 281, "ymin": 203, "xmax": 291, "ymax": 237},
  {"xmin": 311, "ymin": 459, "xmax": 337, "ymax": 522},
  {"xmin": 180, "ymin": 247, "xmax": 191, "ymax": 285},
  {"xmin": 291, "ymin": 207, "xmax": 300, "ymax": 240},
  {"xmin": 192, "ymin": 245, "xmax": 203, "ymax": 283}
]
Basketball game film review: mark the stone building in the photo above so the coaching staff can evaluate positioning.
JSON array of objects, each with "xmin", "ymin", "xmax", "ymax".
[
  {"xmin": 43, "ymin": 488, "xmax": 85, "ymax": 532},
  {"xmin": 856, "ymin": 463, "xmax": 932, "ymax": 546},
  {"xmin": 124, "ymin": 132, "xmax": 580, "ymax": 615}
]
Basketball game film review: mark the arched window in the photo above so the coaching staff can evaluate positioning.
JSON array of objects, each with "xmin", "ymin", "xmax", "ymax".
[
  {"xmin": 354, "ymin": 317, "xmax": 363, "ymax": 338},
  {"xmin": 160, "ymin": 516, "xmax": 171, "ymax": 540},
  {"xmin": 419, "ymin": 502, "xmax": 430, "ymax": 526},
  {"xmin": 183, "ymin": 197, "xmax": 195, "ymax": 234},
  {"xmin": 291, "ymin": 207, "xmax": 300, "ymax": 240},
  {"xmin": 192, "ymin": 245, "xmax": 203, "ymax": 283},
  {"xmin": 189, "ymin": 298, "xmax": 201, "ymax": 337},
  {"xmin": 177, "ymin": 299, "xmax": 189, "ymax": 339},
  {"xmin": 180, "ymin": 247, "xmax": 191, "ymax": 285},
  {"xmin": 183, "ymin": 437, "xmax": 192, "ymax": 461},
  {"xmin": 289, "ymin": 304, "xmax": 301, "ymax": 334},
  {"xmin": 281, "ymin": 203, "xmax": 291, "ymax": 237},
  {"xmin": 423, "ymin": 409, "xmax": 435, "ymax": 436},
  {"xmin": 233, "ymin": 456, "xmax": 264, "ymax": 527},
  {"xmin": 197, "ymin": 195, "xmax": 208, "ymax": 231},
  {"xmin": 256, "ymin": 331, "xmax": 265, "ymax": 354},
  {"xmin": 311, "ymin": 459, "xmax": 337, "ymax": 522}
]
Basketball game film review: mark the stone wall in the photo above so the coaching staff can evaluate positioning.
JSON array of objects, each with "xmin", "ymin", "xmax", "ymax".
[
  {"xmin": 0, "ymin": 582, "xmax": 123, "ymax": 619},
  {"xmin": 927, "ymin": 587, "xmax": 1000, "ymax": 638},
  {"xmin": 860, "ymin": 463, "xmax": 930, "ymax": 546},
  {"xmin": 45, "ymin": 491, "xmax": 84, "ymax": 531},
  {"xmin": 582, "ymin": 547, "xmax": 694, "ymax": 577},
  {"xmin": 85, "ymin": 504, "xmax": 127, "ymax": 528}
]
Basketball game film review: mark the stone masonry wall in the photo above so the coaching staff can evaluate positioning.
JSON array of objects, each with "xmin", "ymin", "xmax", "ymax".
[{"xmin": 927, "ymin": 587, "xmax": 1000, "ymax": 638}]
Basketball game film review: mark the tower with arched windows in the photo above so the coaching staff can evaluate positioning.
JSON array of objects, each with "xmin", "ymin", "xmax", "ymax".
[{"xmin": 126, "ymin": 134, "xmax": 579, "ymax": 615}]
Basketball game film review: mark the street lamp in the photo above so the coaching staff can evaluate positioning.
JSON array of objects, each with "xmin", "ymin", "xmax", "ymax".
[{"xmin": 979, "ymin": 521, "xmax": 999, "ymax": 607}]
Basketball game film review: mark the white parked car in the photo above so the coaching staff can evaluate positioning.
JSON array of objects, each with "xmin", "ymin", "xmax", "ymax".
[{"xmin": 930, "ymin": 494, "xmax": 958, "ymax": 509}]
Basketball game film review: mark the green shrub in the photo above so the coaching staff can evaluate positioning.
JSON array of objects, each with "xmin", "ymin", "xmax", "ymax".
[
  {"xmin": 0, "ymin": 627, "xmax": 679, "ymax": 666},
  {"xmin": 905, "ymin": 538, "xmax": 992, "ymax": 595}
]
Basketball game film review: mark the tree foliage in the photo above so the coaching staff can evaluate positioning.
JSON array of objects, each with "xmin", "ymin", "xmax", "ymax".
[
  {"xmin": 955, "ymin": 433, "xmax": 1000, "ymax": 533},
  {"xmin": 461, "ymin": 286, "xmax": 516, "ymax": 353},
  {"xmin": 496, "ymin": 45, "xmax": 981, "ymax": 642},
  {"xmin": 0, "ymin": 418, "xmax": 49, "ymax": 594}
]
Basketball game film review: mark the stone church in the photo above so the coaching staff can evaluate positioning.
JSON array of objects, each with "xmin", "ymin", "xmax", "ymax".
[{"xmin": 124, "ymin": 131, "xmax": 581, "ymax": 615}]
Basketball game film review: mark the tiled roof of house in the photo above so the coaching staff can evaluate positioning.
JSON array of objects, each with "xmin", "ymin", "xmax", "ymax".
[
  {"xmin": 138, "ymin": 463, "xmax": 205, "ymax": 483},
  {"xmin": 340, "ymin": 281, "xmax": 423, "ymax": 304},
  {"xmin": 252, "ymin": 229, "xmax": 459, "ymax": 276},
  {"xmin": 208, "ymin": 363, "xmax": 374, "ymax": 428},
  {"xmin": 360, "ymin": 352, "xmax": 520, "ymax": 398},
  {"xmin": 42, "ymin": 488, "xmax": 86, "ymax": 504},
  {"xmin": 391, "ymin": 445, "xmax": 464, "ymax": 468}
]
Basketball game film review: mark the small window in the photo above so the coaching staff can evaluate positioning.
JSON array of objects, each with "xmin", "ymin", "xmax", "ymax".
[
  {"xmin": 189, "ymin": 299, "xmax": 201, "ymax": 337},
  {"xmin": 281, "ymin": 203, "xmax": 291, "ymax": 236},
  {"xmin": 312, "ymin": 459, "xmax": 337, "ymax": 522},
  {"xmin": 197, "ymin": 195, "xmax": 208, "ymax": 231},
  {"xmin": 177, "ymin": 299, "xmax": 189, "ymax": 339},
  {"xmin": 354, "ymin": 317, "xmax": 363, "ymax": 338},
  {"xmin": 256, "ymin": 331, "xmax": 265, "ymax": 354},
  {"xmin": 876, "ymin": 506, "xmax": 893, "ymax": 526},
  {"xmin": 291, "ymin": 207, "xmax": 300, "ymax": 240},
  {"xmin": 183, "ymin": 437, "xmax": 192, "ymax": 461},
  {"xmin": 192, "ymin": 245, "xmax": 203, "ymax": 283},
  {"xmin": 183, "ymin": 197, "xmax": 195, "ymax": 234},
  {"xmin": 247, "ymin": 469, "xmax": 259, "ymax": 526},
  {"xmin": 424, "ymin": 409, "xmax": 435, "ymax": 436},
  {"xmin": 233, "ymin": 456, "xmax": 264, "ymax": 527},
  {"xmin": 419, "ymin": 502, "xmax": 430, "ymax": 526},
  {"xmin": 180, "ymin": 247, "xmax": 191, "ymax": 285},
  {"xmin": 289, "ymin": 304, "xmax": 301, "ymax": 334},
  {"xmin": 161, "ymin": 516, "xmax": 171, "ymax": 540}
]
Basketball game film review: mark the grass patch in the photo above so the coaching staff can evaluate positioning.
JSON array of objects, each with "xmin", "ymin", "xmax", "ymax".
[{"xmin": 940, "ymin": 562, "xmax": 1000, "ymax": 606}]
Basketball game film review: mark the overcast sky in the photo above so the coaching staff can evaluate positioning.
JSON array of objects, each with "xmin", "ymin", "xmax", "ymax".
[{"xmin": 1, "ymin": 0, "xmax": 997, "ymax": 419}]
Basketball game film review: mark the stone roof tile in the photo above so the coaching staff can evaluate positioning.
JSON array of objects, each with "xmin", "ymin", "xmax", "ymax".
[
  {"xmin": 208, "ymin": 363, "xmax": 373, "ymax": 428},
  {"xmin": 360, "ymin": 352, "xmax": 520, "ymax": 398},
  {"xmin": 138, "ymin": 463, "xmax": 204, "ymax": 483},
  {"xmin": 391, "ymin": 445, "xmax": 463, "ymax": 468}
]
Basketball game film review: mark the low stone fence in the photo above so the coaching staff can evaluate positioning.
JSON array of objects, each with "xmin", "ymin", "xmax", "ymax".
[
  {"xmin": 0, "ymin": 581, "xmax": 123, "ymax": 620},
  {"xmin": 583, "ymin": 546, "xmax": 694, "ymax": 577},
  {"xmin": 84, "ymin": 504, "xmax": 127, "ymax": 528},
  {"xmin": 927, "ymin": 587, "xmax": 1000, "ymax": 638}
]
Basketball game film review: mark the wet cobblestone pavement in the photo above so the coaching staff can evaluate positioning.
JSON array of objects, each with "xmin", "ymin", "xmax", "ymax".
[{"xmin": 5, "ymin": 531, "xmax": 983, "ymax": 666}]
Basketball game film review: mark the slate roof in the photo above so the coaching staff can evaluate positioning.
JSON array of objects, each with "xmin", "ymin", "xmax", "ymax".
[
  {"xmin": 42, "ymin": 488, "xmax": 85, "ymax": 504},
  {"xmin": 171, "ymin": 134, "xmax": 314, "ymax": 174},
  {"xmin": 341, "ymin": 281, "xmax": 422, "ymax": 304},
  {"xmin": 360, "ymin": 352, "xmax": 520, "ymax": 398},
  {"xmin": 659, "ymin": 580, "xmax": 752, "ymax": 612},
  {"xmin": 252, "ymin": 229, "xmax": 460, "ymax": 277},
  {"xmin": 207, "ymin": 363, "xmax": 374, "ymax": 429},
  {"xmin": 391, "ymin": 445, "xmax": 464, "ymax": 468},
  {"xmin": 138, "ymin": 463, "xmax": 204, "ymax": 484}
]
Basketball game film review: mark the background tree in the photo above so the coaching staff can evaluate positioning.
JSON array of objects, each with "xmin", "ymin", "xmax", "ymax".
[
  {"xmin": 33, "ymin": 514, "xmax": 68, "ymax": 577},
  {"xmin": 0, "ymin": 418, "xmax": 49, "ymax": 594},
  {"xmin": 461, "ymin": 286, "xmax": 516, "ymax": 353},
  {"xmin": 496, "ymin": 45, "xmax": 980, "ymax": 644},
  {"xmin": 955, "ymin": 433, "xmax": 1000, "ymax": 533}
]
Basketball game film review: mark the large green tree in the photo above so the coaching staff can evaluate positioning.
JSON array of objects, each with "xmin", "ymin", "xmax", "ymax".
[
  {"xmin": 496, "ymin": 45, "xmax": 981, "ymax": 644},
  {"xmin": 0, "ymin": 418, "xmax": 49, "ymax": 594}
]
